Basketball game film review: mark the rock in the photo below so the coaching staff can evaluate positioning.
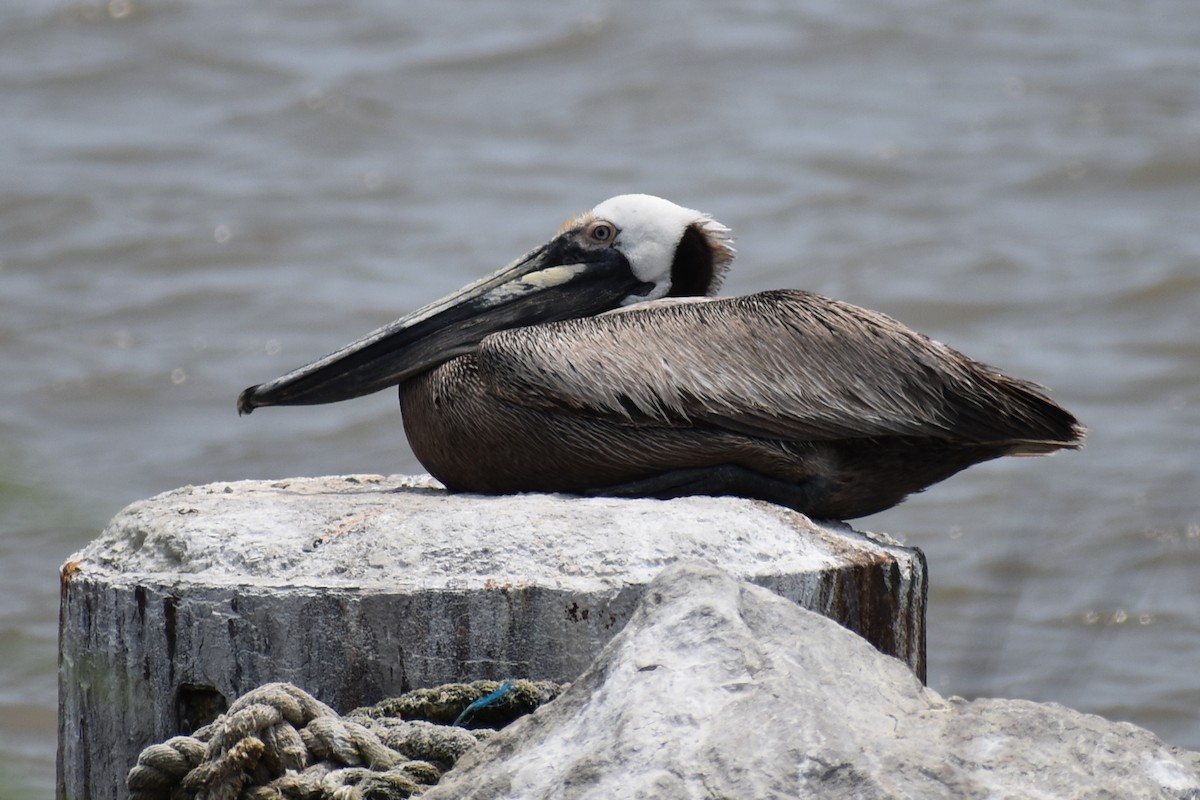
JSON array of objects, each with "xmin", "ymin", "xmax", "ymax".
[
  {"xmin": 57, "ymin": 475, "xmax": 925, "ymax": 800},
  {"xmin": 424, "ymin": 561, "xmax": 1200, "ymax": 800}
]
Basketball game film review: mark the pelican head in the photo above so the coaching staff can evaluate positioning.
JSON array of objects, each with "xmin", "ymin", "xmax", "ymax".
[{"xmin": 238, "ymin": 194, "xmax": 734, "ymax": 414}]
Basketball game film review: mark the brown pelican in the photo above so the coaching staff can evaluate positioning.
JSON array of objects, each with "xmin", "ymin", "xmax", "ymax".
[{"xmin": 238, "ymin": 194, "xmax": 1084, "ymax": 519}]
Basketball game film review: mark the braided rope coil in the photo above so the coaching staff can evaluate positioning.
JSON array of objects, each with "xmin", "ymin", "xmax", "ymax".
[{"xmin": 127, "ymin": 680, "xmax": 564, "ymax": 800}]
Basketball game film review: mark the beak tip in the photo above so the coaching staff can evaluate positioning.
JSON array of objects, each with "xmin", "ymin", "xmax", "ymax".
[{"xmin": 237, "ymin": 386, "xmax": 260, "ymax": 416}]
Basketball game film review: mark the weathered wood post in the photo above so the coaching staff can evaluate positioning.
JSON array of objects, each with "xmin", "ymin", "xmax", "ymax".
[{"xmin": 57, "ymin": 474, "xmax": 925, "ymax": 800}]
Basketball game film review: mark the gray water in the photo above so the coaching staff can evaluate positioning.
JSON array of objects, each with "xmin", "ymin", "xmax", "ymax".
[{"xmin": 4, "ymin": 0, "xmax": 1199, "ymax": 794}]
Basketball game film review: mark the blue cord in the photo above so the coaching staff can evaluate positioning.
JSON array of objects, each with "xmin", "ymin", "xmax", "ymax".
[{"xmin": 453, "ymin": 681, "xmax": 516, "ymax": 727}]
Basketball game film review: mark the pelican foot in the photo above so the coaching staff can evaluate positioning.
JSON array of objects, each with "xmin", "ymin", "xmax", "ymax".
[{"xmin": 582, "ymin": 466, "xmax": 831, "ymax": 515}]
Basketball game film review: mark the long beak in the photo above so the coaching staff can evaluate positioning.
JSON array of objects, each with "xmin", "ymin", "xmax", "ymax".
[{"xmin": 237, "ymin": 241, "xmax": 648, "ymax": 414}]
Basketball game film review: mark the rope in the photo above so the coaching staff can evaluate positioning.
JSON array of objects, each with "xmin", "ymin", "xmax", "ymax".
[{"xmin": 127, "ymin": 679, "xmax": 564, "ymax": 800}]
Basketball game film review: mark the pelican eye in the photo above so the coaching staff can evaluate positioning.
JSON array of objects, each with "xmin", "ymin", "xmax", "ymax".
[{"xmin": 585, "ymin": 220, "xmax": 617, "ymax": 244}]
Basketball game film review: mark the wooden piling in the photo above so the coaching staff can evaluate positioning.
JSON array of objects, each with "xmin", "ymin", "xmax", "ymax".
[{"xmin": 57, "ymin": 474, "xmax": 925, "ymax": 800}]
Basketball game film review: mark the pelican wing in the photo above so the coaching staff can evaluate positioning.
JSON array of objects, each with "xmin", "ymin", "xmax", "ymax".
[{"xmin": 479, "ymin": 290, "xmax": 1082, "ymax": 447}]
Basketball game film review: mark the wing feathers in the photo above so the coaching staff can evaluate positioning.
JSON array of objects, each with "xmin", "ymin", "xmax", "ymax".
[{"xmin": 479, "ymin": 290, "xmax": 1084, "ymax": 447}]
